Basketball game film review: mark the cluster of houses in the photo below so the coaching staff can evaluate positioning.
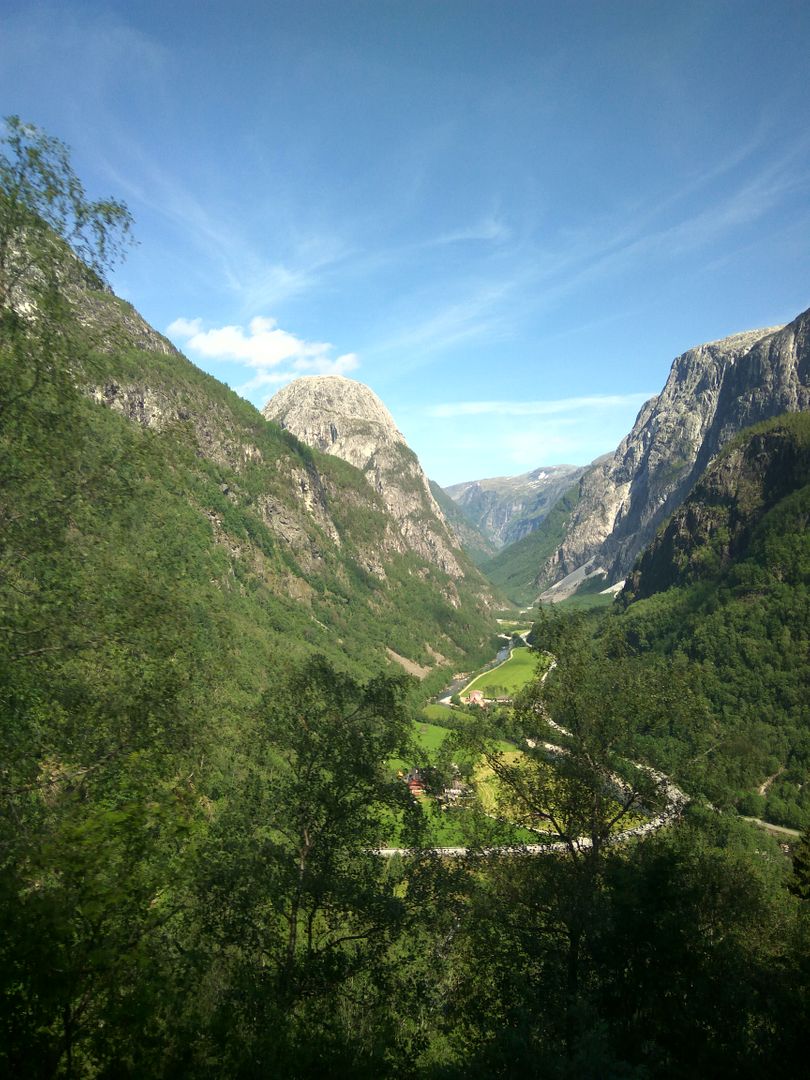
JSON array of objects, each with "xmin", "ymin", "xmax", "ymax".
[
  {"xmin": 463, "ymin": 689, "xmax": 486, "ymax": 707},
  {"xmin": 400, "ymin": 767, "xmax": 470, "ymax": 806},
  {"xmin": 460, "ymin": 688, "xmax": 511, "ymax": 707}
]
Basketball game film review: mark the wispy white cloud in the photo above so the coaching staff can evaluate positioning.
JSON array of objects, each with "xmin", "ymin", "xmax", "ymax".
[
  {"xmin": 410, "ymin": 390, "xmax": 658, "ymax": 481},
  {"xmin": 370, "ymin": 278, "xmax": 522, "ymax": 366},
  {"xmin": 168, "ymin": 315, "xmax": 359, "ymax": 400},
  {"xmin": 434, "ymin": 215, "xmax": 511, "ymax": 246},
  {"xmin": 361, "ymin": 134, "xmax": 810, "ymax": 379},
  {"xmin": 236, "ymin": 350, "xmax": 360, "ymax": 396},
  {"xmin": 499, "ymin": 428, "xmax": 585, "ymax": 469},
  {"xmin": 100, "ymin": 143, "xmax": 329, "ymax": 309},
  {"xmin": 428, "ymin": 392, "xmax": 652, "ymax": 418},
  {"xmin": 3, "ymin": 3, "xmax": 170, "ymax": 108},
  {"xmin": 90, "ymin": 116, "xmax": 357, "ymax": 315},
  {"xmin": 527, "ymin": 136, "xmax": 810, "ymax": 307},
  {"xmin": 177, "ymin": 315, "xmax": 329, "ymax": 368}
]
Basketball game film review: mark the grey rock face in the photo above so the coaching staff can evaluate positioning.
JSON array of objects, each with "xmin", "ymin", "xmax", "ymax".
[
  {"xmin": 74, "ymin": 291, "xmax": 180, "ymax": 357},
  {"xmin": 544, "ymin": 308, "xmax": 810, "ymax": 586},
  {"xmin": 445, "ymin": 464, "xmax": 588, "ymax": 548},
  {"xmin": 263, "ymin": 376, "xmax": 466, "ymax": 578}
]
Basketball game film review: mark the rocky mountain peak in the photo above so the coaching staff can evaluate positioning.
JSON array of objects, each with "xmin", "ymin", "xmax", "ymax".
[
  {"xmin": 444, "ymin": 462, "xmax": 589, "ymax": 548},
  {"xmin": 262, "ymin": 376, "xmax": 405, "ymax": 469},
  {"xmin": 263, "ymin": 376, "xmax": 468, "ymax": 581}
]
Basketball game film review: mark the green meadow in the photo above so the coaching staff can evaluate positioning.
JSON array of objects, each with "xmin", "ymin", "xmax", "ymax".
[{"xmin": 463, "ymin": 646, "xmax": 541, "ymax": 697}]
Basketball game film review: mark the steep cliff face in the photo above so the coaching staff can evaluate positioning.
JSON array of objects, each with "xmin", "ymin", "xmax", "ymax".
[
  {"xmin": 699, "ymin": 310, "xmax": 810, "ymax": 462},
  {"xmin": 622, "ymin": 414, "xmax": 810, "ymax": 603},
  {"xmin": 543, "ymin": 309, "xmax": 810, "ymax": 587},
  {"xmin": 263, "ymin": 376, "xmax": 469, "ymax": 579},
  {"xmin": 445, "ymin": 463, "xmax": 588, "ymax": 548}
]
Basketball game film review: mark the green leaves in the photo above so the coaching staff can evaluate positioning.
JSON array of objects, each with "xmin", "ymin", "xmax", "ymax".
[{"xmin": 0, "ymin": 114, "xmax": 133, "ymax": 303}]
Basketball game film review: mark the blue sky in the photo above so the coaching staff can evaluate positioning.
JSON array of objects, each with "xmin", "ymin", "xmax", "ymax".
[{"xmin": 3, "ymin": 0, "xmax": 809, "ymax": 485}]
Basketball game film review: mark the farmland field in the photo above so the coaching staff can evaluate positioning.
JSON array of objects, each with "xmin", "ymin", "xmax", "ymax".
[
  {"xmin": 463, "ymin": 646, "xmax": 542, "ymax": 697},
  {"xmin": 421, "ymin": 702, "xmax": 457, "ymax": 724}
]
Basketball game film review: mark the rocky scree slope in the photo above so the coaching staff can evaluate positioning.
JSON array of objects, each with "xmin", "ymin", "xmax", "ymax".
[
  {"xmin": 444, "ymin": 463, "xmax": 588, "ymax": 548},
  {"xmin": 542, "ymin": 307, "xmax": 810, "ymax": 589},
  {"xmin": 60, "ymin": 284, "xmax": 496, "ymax": 681},
  {"xmin": 263, "ymin": 375, "xmax": 478, "ymax": 581}
]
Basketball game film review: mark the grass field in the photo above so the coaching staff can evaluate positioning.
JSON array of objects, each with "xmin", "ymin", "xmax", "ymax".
[
  {"xmin": 463, "ymin": 646, "xmax": 541, "ymax": 697},
  {"xmin": 413, "ymin": 720, "xmax": 453, "ymax": 752},
  {"xmin": 384, "ymin": 716, "xmax": 535, "ymax": 846},
  {"xmin": 380, "ymin": 799, "xmax": 542, "ymax": 848},
  {"xmin": 496, "ymin": 619, "xmax": 533, "ymax": 636},
  {"xmin": 422, "ymin": 703, "xmax": 456, "ymax": 724},
  {"xmin": 553, "ymin": 575, "xmax": 618, "ymax": 611},
  {"xmin": 555, "ymin": 590, "xmax": 615, "ymax": 611}
]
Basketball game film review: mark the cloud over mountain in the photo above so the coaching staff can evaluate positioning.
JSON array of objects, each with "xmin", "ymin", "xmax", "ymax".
[{"xmin": 167, "ymin": 315, "xmax": 359, "ymax": 395}]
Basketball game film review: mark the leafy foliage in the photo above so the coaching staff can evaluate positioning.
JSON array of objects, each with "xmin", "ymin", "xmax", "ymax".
[
  {"xmin": 613, "ymin": 416, "xmax": 810, "ymax": 825},
  {"xmin": 0, "ymin": 115, "xmax": 132, "ymax": 306}
]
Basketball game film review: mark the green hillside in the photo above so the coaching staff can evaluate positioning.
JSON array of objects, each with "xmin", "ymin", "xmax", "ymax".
[
  {"xmin": 462, "ymin": 645, "xmax": 540, "ymax": 697},
  {"xmin": 0, "ymin": 122, "xmax": 499, "ymax": 1074},
  {"xmin": 603, "ymin": 414, "xmax": 810, "ymax": 827},
  {"xmin": 4, "ymin": 118, "xmax": 810, "ymax": 1080},
  {"xmin": 6, "ymin": 324, "xmax": 495, "ymax": 686}
]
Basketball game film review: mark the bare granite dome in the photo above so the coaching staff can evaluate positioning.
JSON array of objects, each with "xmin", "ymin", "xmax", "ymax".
[
  {"xmin": 263, "ymin": 376, "xmax": 467, "ymax": 580},
  {"xmin": 263, "ymin": 375, "xmax": 406, "ymax": 472}
]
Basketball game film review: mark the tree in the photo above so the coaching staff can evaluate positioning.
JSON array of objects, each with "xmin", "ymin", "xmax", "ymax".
[
  {"xmin": 0, "ymin": 115, "xmax": 132, "ymax": 309},
  {"xmin": 0, "ymin": 119, "xmax": 179, "ymax": 1079},
  {"xmin": 451, "ymin": 615, "xmax": 697, "ymax": 1061},
  {"xmin": 189, "ymin": 656, "xmax": 420, "ymax": 1074},
  {"xmin": 0, "ymin": 115, "xmax": 134, "ymax": 620},
  {"xmin": 790, "ymin": 831, "xmax": 810, "ymax": 899}
]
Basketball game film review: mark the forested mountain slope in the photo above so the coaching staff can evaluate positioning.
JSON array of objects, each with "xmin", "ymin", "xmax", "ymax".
[
  {"xmin": 479, "ymin": 484, "xmax": 581, "ymax": 605},
  {"xmin": 613, "ymin": 413, "xmax": 810, "ymax": 827},
  {"xmin": 88, "ymin": 302, "xmax": 496, "ymax": 677},
  {"xmin": 3, "ymin": 270, "xmax": 497, "ymax": 727}
]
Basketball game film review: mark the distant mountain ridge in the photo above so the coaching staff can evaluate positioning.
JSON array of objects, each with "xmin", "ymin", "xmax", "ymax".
[
  {"xmin": 444, "ymin": 463, "xmax": 589, "ymax": 548},
  {"xmin": 480, "ymin": 483, "xmax": 581, "ymax": 606},
  {"xmin": 428, "ymin": 480, "xmax": 498, "ymax": 567}
]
